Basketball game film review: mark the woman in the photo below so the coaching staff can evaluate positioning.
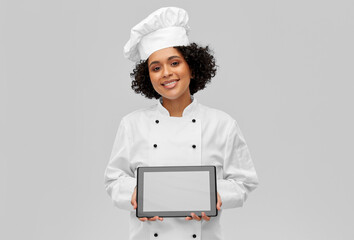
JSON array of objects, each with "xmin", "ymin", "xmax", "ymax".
[{"xmin": 104, "ymin": 6, "xmax": 259, "ymax": 240}]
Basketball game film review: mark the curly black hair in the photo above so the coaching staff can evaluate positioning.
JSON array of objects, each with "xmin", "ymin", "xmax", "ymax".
[{"xmin": 130, "ymin": 42, "xmax": 218, "ymax": 99}]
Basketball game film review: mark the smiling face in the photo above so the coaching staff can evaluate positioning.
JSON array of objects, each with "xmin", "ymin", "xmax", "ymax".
[{"xmin": 148, "ymin": 47, "xmax": 192, "ymax": 101}]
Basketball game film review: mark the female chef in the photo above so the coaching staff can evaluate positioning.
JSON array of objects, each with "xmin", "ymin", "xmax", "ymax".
[{"xmin": 104, "ymin": 6, "xmax": 259, "ymax": 240}]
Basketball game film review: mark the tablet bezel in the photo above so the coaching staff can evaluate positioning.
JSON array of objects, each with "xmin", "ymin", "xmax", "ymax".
[{"xmin": 136, "ymin": 165, "xmax": 217, "ymax": 218}]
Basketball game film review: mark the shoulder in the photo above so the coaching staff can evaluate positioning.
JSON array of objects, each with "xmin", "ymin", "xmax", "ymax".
[
  {"xmin": 120, "ymin": 103, "xmax": 157, "ymax": 125},
  {"xmin": 198, "ymin": 102, "xmax": 236, "ymax": 125},
  {"xmin": 198, "ymin": 103, "xmax": 247, "ymax": 140}
]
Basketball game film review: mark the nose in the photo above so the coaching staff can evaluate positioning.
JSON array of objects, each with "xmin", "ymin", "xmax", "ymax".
[{"xmin": 163, "ymin": 65, "xmax": 172, "ymax": 78}]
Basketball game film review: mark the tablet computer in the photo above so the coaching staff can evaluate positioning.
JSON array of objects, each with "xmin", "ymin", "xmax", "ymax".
[{"xmin": 136, "ymin": 165, "xmax": 217, "ymax": 218}]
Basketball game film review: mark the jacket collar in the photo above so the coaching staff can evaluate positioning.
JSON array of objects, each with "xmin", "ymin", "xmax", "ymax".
[{"xmin": 156, "ymin": 95, "xmax": 198, "ymax": 118}]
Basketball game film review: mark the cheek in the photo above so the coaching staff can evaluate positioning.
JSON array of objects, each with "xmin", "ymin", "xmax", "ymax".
[
  {"xmin": 149, "ymin": 75, "xmax": 161, "ymax": 88},
  {"xmin": 148, "ymin": 73, "xmax": 158, "ymax": 84},
  {"xmin": 148, "ymin": 71, "xmax": 153, "ymax": 81},
  {"xmin": 180, "ymin": 69, "xmax": 189, "ymax": 78},
  {"xmin": 180, "ymin": 66, "xmax": 192, "ymax": 78}
]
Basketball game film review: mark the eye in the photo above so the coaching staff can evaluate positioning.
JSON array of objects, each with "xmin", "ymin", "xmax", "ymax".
[
  {"xmin": 171, "ymin": 61, "xmax": 179, "ymax": 66},
  {"xmin": 152, "ymin": 66, "xmax": 160, "ymax": 72}
]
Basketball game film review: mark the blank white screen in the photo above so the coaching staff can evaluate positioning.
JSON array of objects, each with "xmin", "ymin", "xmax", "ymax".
[{"xmin": 143, "ymin": 171, "xmax": 210, "ymax": 212}]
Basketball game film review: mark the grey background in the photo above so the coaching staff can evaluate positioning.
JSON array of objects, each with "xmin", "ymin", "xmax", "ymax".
[{"xmin": 1, "ymin": 0, "xmax": 354, "ymax": 239}]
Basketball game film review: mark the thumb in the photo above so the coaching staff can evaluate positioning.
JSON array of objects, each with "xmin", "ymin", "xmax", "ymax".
[
  {"xmin": 132, "ymin": 199, "xmax": 137, "ymax": 209},
  {"xmin": 217, "ymin": 193, "xmax": 222, "ymax": 210}
]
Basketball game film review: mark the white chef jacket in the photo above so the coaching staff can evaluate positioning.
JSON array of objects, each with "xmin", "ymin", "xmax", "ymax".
[{"xmin": 104, "ymin": 95, "xmax": 258, "ymax": 240}]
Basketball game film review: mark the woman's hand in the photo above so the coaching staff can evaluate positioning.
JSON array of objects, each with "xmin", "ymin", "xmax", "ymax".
[
  {"xmin": 185, "ymin": 192, "xmax": 222, "ymax": 221},
  {"xmin": 131, "ymin": 186, "xmax": 163, "ymax": 222}
]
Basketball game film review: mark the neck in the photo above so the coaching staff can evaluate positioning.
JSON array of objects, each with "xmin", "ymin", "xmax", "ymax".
[{"xmin": 162, "ymin": 94, "xmax": 192, "ymax": 117}]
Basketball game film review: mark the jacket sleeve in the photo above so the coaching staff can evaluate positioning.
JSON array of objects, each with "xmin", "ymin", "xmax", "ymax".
[
  {"xmin": 217, "ymin": 120, "xmax": 259, "ymax": 209},
  {"xmin": 104, "ymin": 117, "xmax": 136, "ymax": 211}
]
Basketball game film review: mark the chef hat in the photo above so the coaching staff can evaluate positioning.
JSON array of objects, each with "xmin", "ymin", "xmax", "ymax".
[{"xmin": 123, "ymin": 7, "xmax": 191, "ymax": 62}]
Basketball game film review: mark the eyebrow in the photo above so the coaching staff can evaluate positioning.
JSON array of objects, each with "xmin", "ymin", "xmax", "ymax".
[{"xmin": 149, "ymin": 56, "xmax": 181, "ymax": 67}]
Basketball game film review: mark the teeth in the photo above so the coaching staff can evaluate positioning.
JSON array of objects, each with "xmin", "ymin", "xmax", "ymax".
[{"xmin": 164, "ymin": 81, "xmax": 176, "ymax": 86}]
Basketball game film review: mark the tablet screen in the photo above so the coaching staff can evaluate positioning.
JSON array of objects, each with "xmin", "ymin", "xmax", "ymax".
[{"xmin": 143, "ymin": 171, "xmax": 210, "ymax": 211}]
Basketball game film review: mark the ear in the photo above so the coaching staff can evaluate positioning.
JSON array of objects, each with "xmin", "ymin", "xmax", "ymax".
[{"xmin": 190, "ymin": 70, "xmax": 195, "ymax": 79}]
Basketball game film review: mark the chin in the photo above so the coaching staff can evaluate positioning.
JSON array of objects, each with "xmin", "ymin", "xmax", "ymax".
[
  {"xmin": 160, "ymin": 95, "xmax": 180, "ymax": 100},
  {"xmin": 162, "ymin": 92, "xmax": 190, "ymax": 101},
  {"xmin": 156, "ymin": 87, "xmax": 190, "ymax": 101}
]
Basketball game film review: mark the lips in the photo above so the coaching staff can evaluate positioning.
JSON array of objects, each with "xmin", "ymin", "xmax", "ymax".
[{"xmin": 162, "ymin": 79, "xmax": 179, "ymax": 85}]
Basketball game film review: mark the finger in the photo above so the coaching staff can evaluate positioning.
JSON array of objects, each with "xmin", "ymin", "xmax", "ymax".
[
  {"xmin": 131, "ymin": 199, "xmax": 137, "ymax": 209},
  {"xmin": 217, "ymin": 196, "xmax": 222, "ymax": 210},
  {"xmin": 202, "ymin": 212, "xmax": 210, "ymax": 221},
  {"xmin": 131, "ymin": 192, "xmax": 137, "ymax": 209},
  {"xmin": 150, "ymin": 216, "xmax": 163, "ymax": 221},
  {"xmin": 185, "ymin": 216, "xmax": 192, "ymax": 220},
  {"xmin": 139, "ymin": 217, "xmax": 148, "ymax": 222},
  {"xmin": 148, "ymin": 216, "xmax": 159, "ymax": 221},
  {"xmin": 217, "ymin": 193, "xmax": 222, "ymax": 210},
  {"xmin": 217, "ymin": 201, "xmax": 221, "ymax": 210},
  {"xmin": 191, "ymin": 212, "xmax": 201, "ymax": 221}
]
